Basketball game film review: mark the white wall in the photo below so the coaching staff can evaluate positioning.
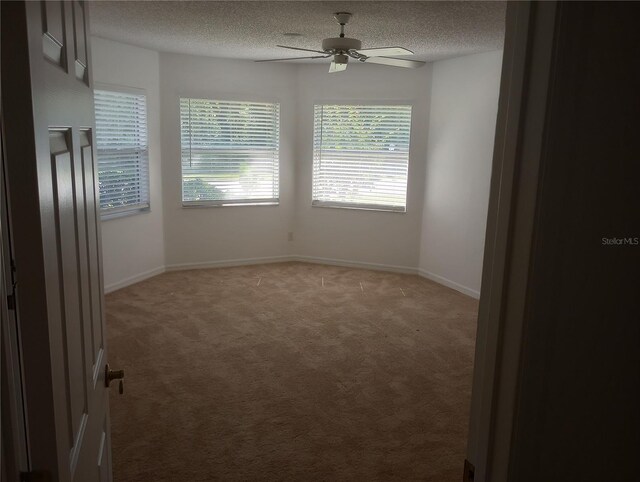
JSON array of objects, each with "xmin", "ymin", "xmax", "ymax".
[
  {"xmin": 92, "ymin": 37, "xmax": 165, "ymax": 291},
  {"xmin": 419, "ymin": 51, "xmax": 503, "ymax": 297},
  {"xmin": 93, "ymin": 38, "xmax": 502, "ymax": 297},
  {"xmin": 294, "ymin": 63, "xmax": 432, "ymax": 270},
  {"xmin": 159, "ymin": 53, "xmax": 298, "ymax": 268},
  {"xmin": 159, "ymin": 56, "xmax": 431, "ymax": 271}
]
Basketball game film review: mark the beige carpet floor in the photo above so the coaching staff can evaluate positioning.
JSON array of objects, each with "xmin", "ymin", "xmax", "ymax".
[{"xmin": 105, "ymin": 262, "xmax": 478, "ymax": 481}]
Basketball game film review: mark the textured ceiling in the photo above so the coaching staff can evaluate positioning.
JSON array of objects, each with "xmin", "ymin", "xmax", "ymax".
[{"xmin": 90, "ymin": 1, "xmax": 506, "ymax": 63}]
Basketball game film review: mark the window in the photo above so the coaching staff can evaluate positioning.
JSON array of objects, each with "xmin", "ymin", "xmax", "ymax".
[
  {"xmin": 180, "ymin": 98, "xmax": 280, "ymax": 206},
  {"xmin": 312, "ymin": 104, "xmax": 412, "ymax": 212},
  {"xmin": 94, "ymin": 88, "xmax": 149, "ymax": 218}
]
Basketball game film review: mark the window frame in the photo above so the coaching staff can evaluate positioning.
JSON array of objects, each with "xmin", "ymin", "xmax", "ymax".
[
  {"xmin": 178, "ymin": 94, "xmax": 281, "ymax": 208},
  {"xmin": 94, "ymin": 83, "xmax": 151, "ymax": 221},
  {"xmin": 311, "ymin": 100, "xmax": 414, "ymax": 214}
]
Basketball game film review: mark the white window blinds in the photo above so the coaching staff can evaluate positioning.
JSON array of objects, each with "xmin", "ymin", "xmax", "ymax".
[
  {"xmin": 313, "ymin": 104, "xmax": 412, "ymax": 212},
  {"xmin": 94, "ymin": 89, "xmax": 149, "ymax": 216},
  {"xmin": 180, "ymin": 98, "xmax": 280, "ymax": 206}
]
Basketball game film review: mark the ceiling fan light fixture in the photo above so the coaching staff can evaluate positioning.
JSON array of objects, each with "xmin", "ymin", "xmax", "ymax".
[
  {"xmin": 329, "ymin": 60, "xmax": 348, "ymax": 73},
  {"xmin": 334, "ymin": 54, "xmax": 348, "ymax": 65}
]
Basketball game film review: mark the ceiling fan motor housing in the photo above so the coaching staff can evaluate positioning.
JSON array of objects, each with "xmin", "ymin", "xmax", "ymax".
[{"xmin": 322, "ymin": 37, "xmax": 362, "ymax": 53}]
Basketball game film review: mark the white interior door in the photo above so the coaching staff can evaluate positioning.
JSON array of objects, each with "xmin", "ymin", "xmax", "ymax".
[{"xmin": 1, "ymin": 2, "xmax": 117, "ymax": 480}]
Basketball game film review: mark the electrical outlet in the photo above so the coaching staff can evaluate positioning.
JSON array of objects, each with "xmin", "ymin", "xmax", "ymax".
[{"xmin": 288, "ymin": 232, "xmax": 294, "ymax": 242}]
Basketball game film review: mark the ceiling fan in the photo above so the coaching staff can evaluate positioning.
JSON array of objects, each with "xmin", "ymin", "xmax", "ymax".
[{"xmin": 256, "ymin": 12, "xmax": 426, "ymax": 73}]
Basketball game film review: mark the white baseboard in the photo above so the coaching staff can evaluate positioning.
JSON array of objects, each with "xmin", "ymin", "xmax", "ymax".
[
  {"xmin": 104, "ymin": 265, "xmax": 166, "ymax": 294},
  {"xmin": 291, "ymin": 255, "xmax": 418, "ymax": 275},
  {"xmin": 418, "ymin": 269, "xmax": 480, "ymax": 299},
  {"xmin": 104, "ymin": 257, "xmax": 478, "ymax": 300},
  {"xmin": 165, "ymin": 255, "xmax": 416, "ymax": 275},
  {"xmin": 164, "ymin": 255, "xmax": 295, "ymax": 272}
]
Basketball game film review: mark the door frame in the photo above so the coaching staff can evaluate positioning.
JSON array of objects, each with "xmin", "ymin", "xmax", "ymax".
[
  {"xmin": 1, "ymin": 80, "xmax": 31, "ymax": 482},
  {"xmin": 466, "ymin": 2, "xmax": 560, "ymax": 481}
]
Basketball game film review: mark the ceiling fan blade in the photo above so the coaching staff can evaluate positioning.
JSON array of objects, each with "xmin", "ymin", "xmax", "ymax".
[
  {"xmin": 364, "ymin": 56, "xmax": 426, "ymax": 69},
  {"xmin": 255, "ymin": 55, "xmax": 331, "ymax": 63},
  {"xmin": 277, "ymin": 45, "xmax": 327, "ymax": 54},
  {"xmin": 329, "ymin": 61, "xmax": 348, "ymax": 73},
  {"xmin": 356, "ymin": 47, "xmax": 414, "ymax": 57}
]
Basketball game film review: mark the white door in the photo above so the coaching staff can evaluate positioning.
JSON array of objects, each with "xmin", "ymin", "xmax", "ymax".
[{"xmin": 1, "ymin": 1, "xmax": 118, "ymax": 480}]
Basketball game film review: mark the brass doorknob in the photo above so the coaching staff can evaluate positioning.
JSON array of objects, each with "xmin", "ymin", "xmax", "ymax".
[{"xmin": 105, "ymin": 363, "xmax": 125, "ymax": 394}]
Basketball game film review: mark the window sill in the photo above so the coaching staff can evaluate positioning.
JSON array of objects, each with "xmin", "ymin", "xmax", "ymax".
[
  {"xmin": 311, "ymin": 202, "xmax": 406, "ymax": 213},
  {"xmin": 182, "ymin": 201, "xmax": 279, "ymax": 208},
  {"xmin": 101, "ymin": 205, "xmax": 151, "ymax": 221}
]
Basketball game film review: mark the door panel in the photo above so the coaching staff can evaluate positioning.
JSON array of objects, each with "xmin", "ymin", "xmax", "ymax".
[
  {"xmin": 41, "ymin": 0, "xmax": 67, "ymax": 67},
  {"xmin": 72, "ymin": 1, "xmax": 88, "ymax": 82},
  {"xmin": 71, "ymin": 132, "xmax": 94, "ymax": 380},
  {"xmin": 1, "ymin": 2, "xmax": 113, "ymax": 481},
  {"xmin": 79, "ymin": 131, "xmax": 106, "ymax": 381},
  {"xmin": 97, "ymin": 422, "xmax": 111, "ymax": 482},
  {"xmin": 50, "ymin": 129, "xmax": 88, "ymax": 465}
]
